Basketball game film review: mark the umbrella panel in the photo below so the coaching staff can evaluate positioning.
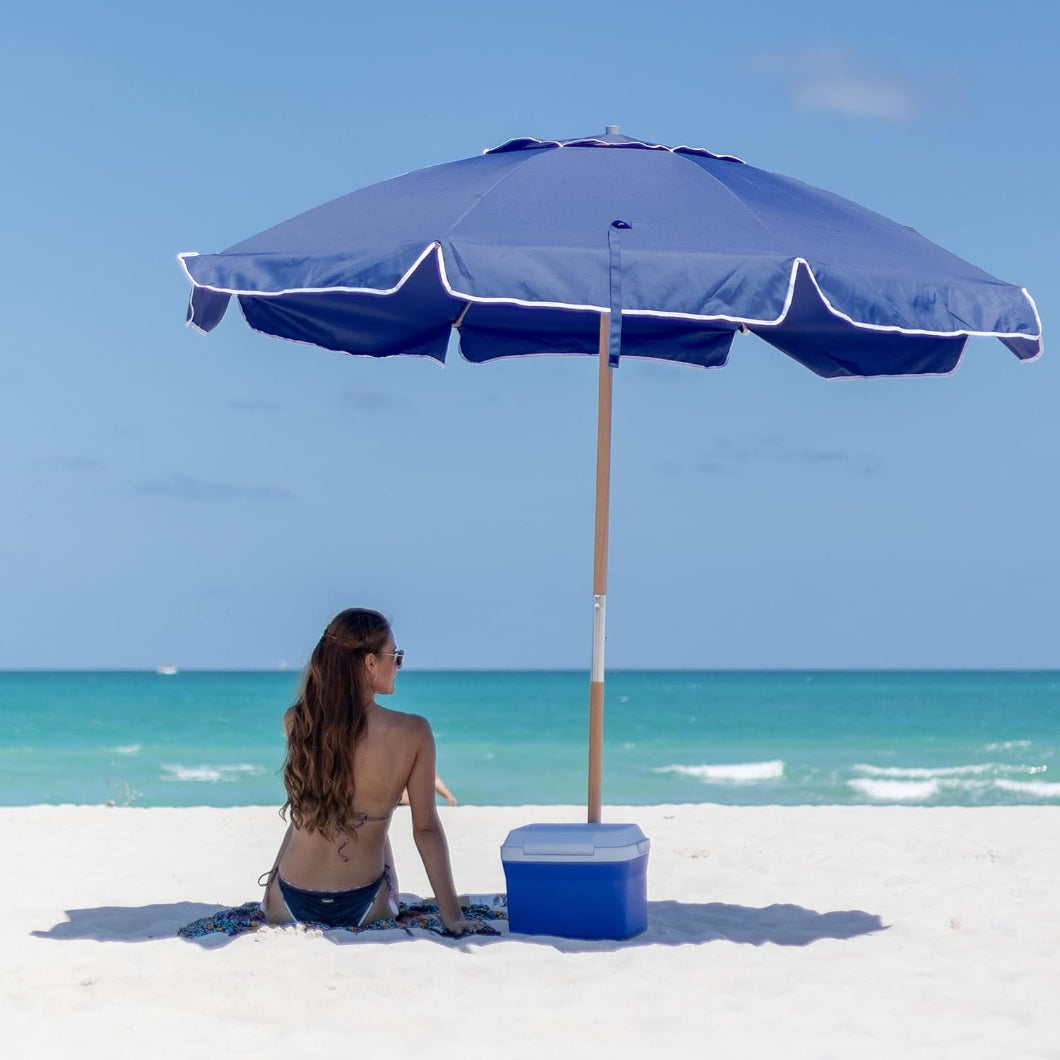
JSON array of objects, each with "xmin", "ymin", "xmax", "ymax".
[
  {"xmin": 237, "ymin": 253, "xmax": 460, "ymax": 360},
  {"xmin": 750, "ymin": 263, "xmax": 968, "ymax": 377}
]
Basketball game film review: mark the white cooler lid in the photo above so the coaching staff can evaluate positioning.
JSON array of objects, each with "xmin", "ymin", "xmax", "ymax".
[{"xmin": 501, "ymin": 822, "xmax": 650, "ymax": 863}]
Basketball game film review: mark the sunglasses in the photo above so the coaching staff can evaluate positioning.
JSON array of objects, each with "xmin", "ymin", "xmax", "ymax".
[{"xmin": 383, "ymin": 649, "xmax": 405, "ymax": 670}]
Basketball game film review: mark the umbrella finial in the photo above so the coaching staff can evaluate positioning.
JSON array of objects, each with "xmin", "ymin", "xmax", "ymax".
[{"xmin": 605, "ymin": 125, "xmax": 620, "ymax": 135}]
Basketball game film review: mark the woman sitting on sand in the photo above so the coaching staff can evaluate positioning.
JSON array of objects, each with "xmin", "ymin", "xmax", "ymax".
[{"xmin": 261, "ymin": 607, "xmax": 477, "ymax": 935}]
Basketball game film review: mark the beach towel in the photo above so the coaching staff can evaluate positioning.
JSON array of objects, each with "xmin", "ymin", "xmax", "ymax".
[{"xmin": 178, "ymin": 895, "xmax": 507, "ymax": 940}]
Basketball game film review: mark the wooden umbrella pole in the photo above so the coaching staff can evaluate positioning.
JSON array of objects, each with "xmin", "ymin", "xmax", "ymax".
[{"xmin": 588, "ymin": 311, "xmax": 614, "ymax": 824}]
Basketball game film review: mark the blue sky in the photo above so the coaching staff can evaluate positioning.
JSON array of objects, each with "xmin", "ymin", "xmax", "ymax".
[{"xmin": 2, "ymin": 0, "xmax": 1057, "ymax": 669}]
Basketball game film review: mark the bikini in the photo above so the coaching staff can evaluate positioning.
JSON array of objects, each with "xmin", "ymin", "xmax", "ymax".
[
  {"xmin": 277, "ymin": 872, "xmax": 387, "ymax": 927},
  {"xmin": 266, "ymin": 808, "xmax": 397, "ymax": 928}
]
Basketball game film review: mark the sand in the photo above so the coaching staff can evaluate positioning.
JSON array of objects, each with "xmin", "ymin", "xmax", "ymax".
[{"xmin": 2, "ymin": 803, "xmax": 1057, "ymax": 1058}]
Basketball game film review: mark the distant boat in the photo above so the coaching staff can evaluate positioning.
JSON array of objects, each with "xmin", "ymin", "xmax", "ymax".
[{"xmin": 156, "ymin": 664, "xmax": 178, "ymax": 676}]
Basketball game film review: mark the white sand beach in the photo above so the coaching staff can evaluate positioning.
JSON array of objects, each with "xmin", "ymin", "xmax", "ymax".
[{"xmin": 2, "ymin": 803, "xmax": 1057, "ymax": 1058}]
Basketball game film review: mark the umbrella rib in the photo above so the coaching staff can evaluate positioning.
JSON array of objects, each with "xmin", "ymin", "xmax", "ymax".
[
  {"xmin": 437, "ymin": 150, "xmax": 547, "ymax": 240},
  {"xmin": 668, "ymin": 149, "xmax": 791, "ymax": 255}
]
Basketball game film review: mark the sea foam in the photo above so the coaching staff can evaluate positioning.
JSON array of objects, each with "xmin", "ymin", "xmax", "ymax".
[
  {"xmin": 654, "ymin": 760, "xmax": 785, "ymax": 783},
  {"xmin": 848, "ymin": 778, "xmax": 941, "ymax": 801},
  {"xmin": 852, "ymin": 763, "xmax": 1046, "ymax": 779},
  {"xmin": 161, "ymin": 764, "xmax": 263, "ymax": 783},
  {"xmin": 993, "ymin": 779, "xmax": 1060, "ymax": 798}
]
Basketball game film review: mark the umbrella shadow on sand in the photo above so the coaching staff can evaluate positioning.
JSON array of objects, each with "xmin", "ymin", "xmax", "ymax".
[
  {"xmin": 32, "ymin": 899, "xmax": 886, "ymax": 951},
  {"xmin": 32, "ymin": 902, "xmax": 233, "ymax": 944}
]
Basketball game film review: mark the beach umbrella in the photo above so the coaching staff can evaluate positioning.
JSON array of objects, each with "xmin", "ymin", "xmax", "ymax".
[{"xmin": 179, "ymin": 128, "xmax": 1042, "ymax": 823}]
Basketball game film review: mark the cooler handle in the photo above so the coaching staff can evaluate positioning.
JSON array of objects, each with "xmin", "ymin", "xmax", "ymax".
[{"xmin": 523, "ymin": 843, "xmax": 595, "ymax": 857}]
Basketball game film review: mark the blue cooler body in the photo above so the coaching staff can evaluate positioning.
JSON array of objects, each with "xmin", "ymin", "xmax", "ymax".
[{"xmin": 500, "ymin": 823, "xmax": 650, "ymax": 939}]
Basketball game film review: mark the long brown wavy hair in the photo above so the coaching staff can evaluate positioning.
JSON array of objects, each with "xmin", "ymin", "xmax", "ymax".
[{"xmin": 281, "ymin": 608, "xmax": 392, "ymax": 838}]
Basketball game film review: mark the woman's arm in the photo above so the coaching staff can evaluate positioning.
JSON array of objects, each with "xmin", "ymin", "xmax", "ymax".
[
  {"xmin": 434, "ymin": 774, "xmax": 457, "ymax": 806},
  {"xmin": 407, "ymin": 718, "xmax": 474, "ymax": 934}
]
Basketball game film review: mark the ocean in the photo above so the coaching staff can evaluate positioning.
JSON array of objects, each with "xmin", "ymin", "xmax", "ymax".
[{"xmin": 1, "ymin": 670, "xmax": 1057, "ymax": 808}]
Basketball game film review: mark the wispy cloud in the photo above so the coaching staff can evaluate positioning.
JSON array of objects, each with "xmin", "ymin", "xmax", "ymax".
[
  {"xmin": 229, "ymin": 398, "xmax": 283, "ymax": 412},
  {"xmin": 750, "ymin": 48, "xmax": 923, "ymax": 121},
  {"xmin": 342, "ymin": 384, "xmax": 406, "ymax": 410},
  {"xmin": 131, "ymin": 473, "xmax": 295, "ymax": 501},
  {"xmin": 58, "ymin": 457, "xmax": 102, "ymax": 471},
  {"xmin": 690, "ymin": 436, "xmax": 882, "ymax": 477},
  {"xmin": 27, "ymin": 456, "xmax": 102, "ymax": 472}
]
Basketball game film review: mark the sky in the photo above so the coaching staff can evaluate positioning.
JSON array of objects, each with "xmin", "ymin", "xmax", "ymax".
[{"xmin": 2, "ymin": 0, "xmax": 1058, "ymax": 670}]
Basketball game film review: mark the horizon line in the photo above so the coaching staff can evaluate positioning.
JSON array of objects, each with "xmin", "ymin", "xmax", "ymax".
[{"xmin": 2, "ymin": 666, "xmax": 1059, "ymax": 675}]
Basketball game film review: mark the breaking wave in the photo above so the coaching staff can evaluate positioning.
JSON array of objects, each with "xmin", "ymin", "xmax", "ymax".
[
  {"xmin": 161, "ymin": 764, "xmax": 264, "ymax": 783},
  {"xmin": 848, "ymin": 778, "xmax": 941, "ymax": 801},
  {"xmin": 849, "ymin": 768, "xmax": 1057, "ymax": 802},
  {"xmin": 993, "ymin": 779, "xmax": 1060, "ymax": 798},
  {"xmin": 853, "ymin": 763, "xmax": 1046, "ymax": 779},
  {"xmin": 653, "ymin": 760, "xmax": 785, "ymax": 783}
]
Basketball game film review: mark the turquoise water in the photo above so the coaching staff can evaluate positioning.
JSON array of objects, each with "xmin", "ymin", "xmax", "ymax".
[{"xmin": 1, "ymin": 670, "xmax": 1058, "ymax": 807}]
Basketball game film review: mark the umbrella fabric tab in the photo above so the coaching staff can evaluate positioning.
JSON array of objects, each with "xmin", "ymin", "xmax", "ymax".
[
  {"xmin": 501, "ymin": 823, "xmax": 649, "ymax": 938},
  {"xmin": 608, "ymin": 221, "xmax": 631, "ymax": 368}
]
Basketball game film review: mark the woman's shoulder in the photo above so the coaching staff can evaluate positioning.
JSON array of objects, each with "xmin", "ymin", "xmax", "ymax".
[
  {"xmin": 282, "ymin": 706, "xmax": 297, "ymax": 736},
  {"xmin": 377, "ymin": 706, "xmax": 432, "ymax": 738}
]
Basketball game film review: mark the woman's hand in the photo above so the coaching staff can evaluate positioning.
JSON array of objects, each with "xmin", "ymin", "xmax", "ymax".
[{"xmin": 443, "ymin": 915, "xmax": 481, "ymax": 936}]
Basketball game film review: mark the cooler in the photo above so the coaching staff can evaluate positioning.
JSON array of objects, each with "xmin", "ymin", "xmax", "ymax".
[{"xmin": 500, "ymin": 822, "xmax": 650, "ymax": 939}]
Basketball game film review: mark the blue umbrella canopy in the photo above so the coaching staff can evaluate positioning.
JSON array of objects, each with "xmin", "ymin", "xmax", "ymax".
[{"xmin": 181, "ymin": 129, "xmax": 1041, "ymax": 377}]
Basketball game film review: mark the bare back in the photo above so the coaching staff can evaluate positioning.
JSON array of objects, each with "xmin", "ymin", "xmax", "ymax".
[{"xmin": 276, "ymin": 702, "xmax": 431, "ymax": 891}]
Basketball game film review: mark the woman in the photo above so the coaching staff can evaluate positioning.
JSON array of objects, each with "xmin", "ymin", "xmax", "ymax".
[{"xmin": 262, "ymin": 608, "xmax": 477, "ymax": 935}]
